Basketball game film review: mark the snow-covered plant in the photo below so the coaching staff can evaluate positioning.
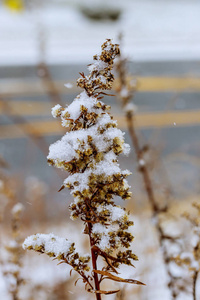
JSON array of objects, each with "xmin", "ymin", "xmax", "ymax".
[
  {"xmin": 23, "ymin": 39, "xmax": 143, "ymax": 298},
  {"xmin": 171, "ymin": 202, "xmax": 200, "ymax": 300},
  {"xmin": 3, "ymin": 202, "xmax": 25, "ymax": 300}
]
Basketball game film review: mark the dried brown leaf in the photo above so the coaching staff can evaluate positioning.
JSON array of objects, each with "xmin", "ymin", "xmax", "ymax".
[
  {"xmin": 93, "ymin": 270, "xmax": 145, "ymax": 285},
  {"xmin": 58, "ymin": 185, "xmax": 65, "ymax": 192},
  {"xmin": 95, "ymin": 289, "xmax": 120, "ymax": 295},
  {"xmin": 74, "ymin": 278, "xmax": 81, "ymax": 286},
  {"xmin": 57, "ymin": 261, "xmax": 65, "ymax": 265}
]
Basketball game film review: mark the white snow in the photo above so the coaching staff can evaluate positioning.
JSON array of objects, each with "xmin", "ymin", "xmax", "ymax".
[
  {"xmin": 120, "ymin": 87, "xmax": 129, "ymax": 98},
  {"xmin": 51, "ymin": 104, "xmax": 62, "ymax": 118},
  {"xmin": 92, "ymin": 223, "xmax": 107, "ymax": 235},
  {"xmin": 122, "ymin": 143, "xmax": 131, "ymax": 156},
  {"xmin": 61, "ymin": 91, "xmax": 97, "ymax": 121},
  {"xmin": 64, "ymin": 82, "xmax": 73, "ymax": 89},
  {"xmin": 65, "ymin": 170, "xmax": 90, "ymax": 193},
  {"xmin": 98, "ymin": 234, "xmax": 111, "ymax": 251},
  {"xmin": 97, "ymin": 204, "xmax": 126, "ymax": 222},
  {"xmin": 48, "ymin": 136, "xmax": 76, "ymax": 163},
  {"xmin": 23, "ymin": 233, "xmax": 73, "ymax": 259},
  {"xmin": 123, "ymin": 179, "xmax": 130, "ymax": 190},
  {"xmin": 3, "ymin": 263, "xmax": 20, "ymax": 274},
  {"xmin": 110, "ymin": 206, "xmax": 126, "ymax": 222},
  {"xmin": 92, "ymin": 224, "xmax": 114, "ymax": 251},
  {"xmin": 123, "ymin": 103, "xmax": 137, "ymax": 114},
  {"xmin": 93, "ymin": 154, "xmax": 120, "ymax": 175},
  {"xmin": 88, "ymin": 60, "xmax": 107, "ymax": 72},
  {"xmin": 191, "ymin": 260, "xmax": 199, "ymax": 271},
  {"xmin": 138, "ymin": 159, "xmax": 145, "ymax": 167},
  {"xmin": 64, "ymin": 151, "xmax": 130, "ymax": 193},
  {"xmin": 6, "ymin": 240, "xmax": 18, "ymax": 250},
  {"xmin": 11, "ymin": 203, "xmax": 24, "ymax": 215},
  {"xmin": 48, "ymin": 92, "xmax": 130, "ymax": 168},
  {"xmin": 0, "ymin": 270, "xmax": 9, "ymax": 300},
  {"xmin": 180, "ymin": 252, "xmax": 193, "ymax": 261}
]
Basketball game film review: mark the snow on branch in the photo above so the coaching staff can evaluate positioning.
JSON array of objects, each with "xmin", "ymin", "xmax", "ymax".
[{"xmin": 23, "ymin": 233, "xmax": 90, "ymax": 273}]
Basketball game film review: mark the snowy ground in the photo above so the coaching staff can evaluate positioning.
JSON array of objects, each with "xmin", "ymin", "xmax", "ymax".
[{"xmin": 1, "ymin": 0, "xmax": 200, "ymax": 66}]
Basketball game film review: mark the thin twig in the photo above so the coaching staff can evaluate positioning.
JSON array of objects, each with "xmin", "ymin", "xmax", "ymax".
[
  {"xmin": 193, "ymin": 270, "xmax": 198, "ymax": 300},
  {"xmin": 115, "ymin": 53, "xmax": 178, "ymax": 298}
]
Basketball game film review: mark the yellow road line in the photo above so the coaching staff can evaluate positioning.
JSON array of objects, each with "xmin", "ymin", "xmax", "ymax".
[
  {"xmin": 131, "ymin": 110, "xmax": 200, "ymax": 128},
  {"xmin": 1, "ymin": 76, "xmax": 200, "ymax": 96},
  {"xmin": 136, "ymin": 77, "xmax": 200, "ymax": 92},
  {"xmin": 0, "ymin": 101, "xmax": 53, "ymax": 116},
  {"xmin": 0, "ymin": 110, "xmax": 199, "ymax": 139},
  {"xmin": 0, "ymin": 121, "xmax": 62, "ymax": 139}
]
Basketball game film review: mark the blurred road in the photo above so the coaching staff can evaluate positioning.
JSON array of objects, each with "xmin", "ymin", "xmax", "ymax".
[{"xmin": 0, "ymin": 61, "xmax": 200, "ymax": 202}]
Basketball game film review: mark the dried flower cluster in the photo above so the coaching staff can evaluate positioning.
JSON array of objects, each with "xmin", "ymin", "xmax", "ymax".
[
  {"xmin": 77, "ymin": 40, "xmax": 119, "ymax": 97},
  {"xmin": 23, "ymin": 39, "xmax": 143, "ymax": 298}
]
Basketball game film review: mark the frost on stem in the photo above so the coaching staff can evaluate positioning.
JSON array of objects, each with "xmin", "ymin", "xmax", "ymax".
[{"xmin": 23, "ymin": 39, "xmax": 142, "ymax": 295}]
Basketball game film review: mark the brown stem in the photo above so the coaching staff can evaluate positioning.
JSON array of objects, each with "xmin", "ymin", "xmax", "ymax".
[
  {"xmin": 126, "ymin": 114, "xmax": 159, "ymax": 213},
  {"xmin": 115, "ymin": 53, "xmax": 177, "ymax": 297},
  {"xmin": 88, "ymin": 223, "xmax": 101, "ymax": 300},
  {"xmin": 126, "ymin": 112, "xmax": 177, "ymax": 292},
  {"xmin": 193, "ymin": 270, "xmax": 198, "ymax": 300},
  {"xmin": 115, "ymin": 48, "xmax": 191, "ymax": 298}
]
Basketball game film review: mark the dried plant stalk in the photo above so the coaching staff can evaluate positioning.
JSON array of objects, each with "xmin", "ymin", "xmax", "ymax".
[
  {"xmin": 23, "ymin": 40, "xmax": 144, "ymax": 299},
  {"xmin": 171, "ymin": 202, "xmax": 200, "ymax": 300},
  {"xmin": 3, "ymin": 203, "xmax": 25, "ymax": 300},
  {"xmin": 115, "ymin": 46, "xmax": 181, "ymax": 298}
]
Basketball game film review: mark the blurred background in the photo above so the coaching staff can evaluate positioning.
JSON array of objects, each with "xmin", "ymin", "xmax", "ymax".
[{"xmin": 0, "ymin": 0, "xmax": 200, "ymax": 299}]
